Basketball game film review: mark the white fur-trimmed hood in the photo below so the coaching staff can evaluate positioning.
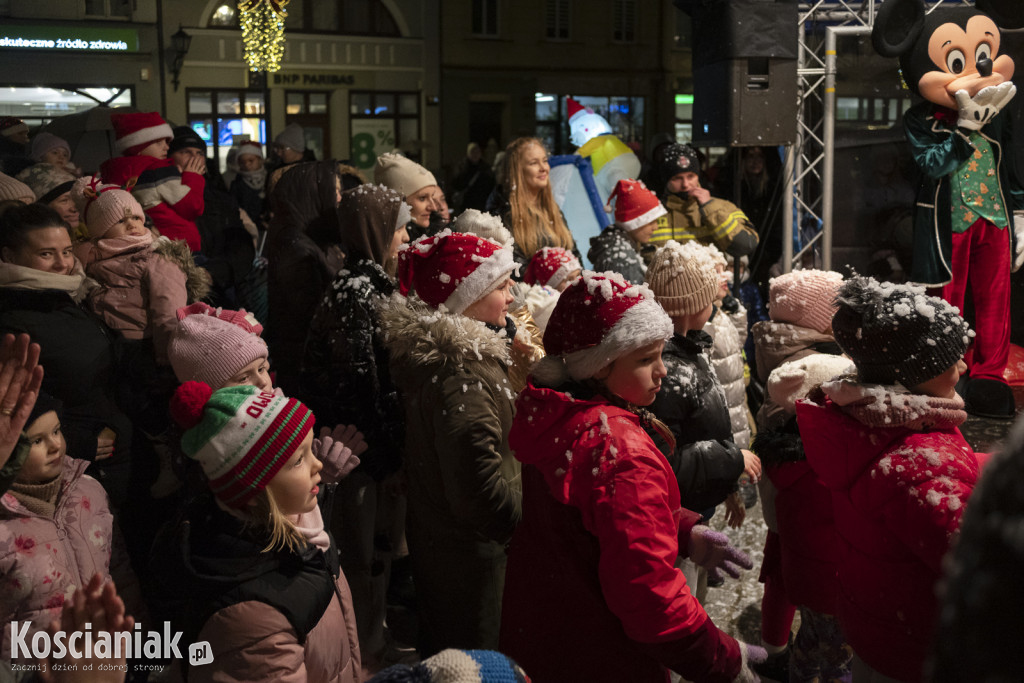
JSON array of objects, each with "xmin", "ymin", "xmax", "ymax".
[{"xmin": 379, "ymin": 291, "xmax": 512, "ymax": 369}]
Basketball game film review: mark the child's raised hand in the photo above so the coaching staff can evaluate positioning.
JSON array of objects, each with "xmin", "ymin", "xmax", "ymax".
[
  {"xmin": 38, "ymin": 574, "xmax": 134, "ymax": 683},
  {"xmin": 686, "ymin": 525, "xmax": 753, "ymax": 584},
  {"xmin": 0, "ymin": 333, "xmax": 43, "ymax": 471},
  {"xmin": 330, "ymin": 423, "xmax": 368, "ymax": 457}
]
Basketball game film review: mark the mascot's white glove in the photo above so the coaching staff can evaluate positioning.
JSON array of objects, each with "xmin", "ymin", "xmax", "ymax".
[
  {"xmin": 956, "ymin": 82, "xmax": 1017, "ymax": 131},
  {"xmin": 1013, "ymin": 211, "xmax": 1024, "ymax": 272}
]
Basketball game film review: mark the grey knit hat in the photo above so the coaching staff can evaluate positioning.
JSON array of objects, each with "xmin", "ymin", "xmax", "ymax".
[
  {"xmin": 644, "ymin": 239, "xmax": 719, "ymax": 316},
  {"xmin": 831, "ymin": 276, "xmax": 974, "ymax": 389},
  {"xmin": 17, "ymin": 163, "xmax": 76, "ymax": 204}
]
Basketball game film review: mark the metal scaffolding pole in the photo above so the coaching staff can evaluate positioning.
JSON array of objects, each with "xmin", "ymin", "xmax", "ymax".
[{"xmin": 787, "ymin": 0, "xmax": 975, "ymax": 274}]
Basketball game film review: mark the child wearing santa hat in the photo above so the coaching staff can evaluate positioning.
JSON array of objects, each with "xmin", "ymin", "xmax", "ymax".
[
  {"xmin": 99, "ymin": 111, "xmax": 205, "ymax": 252},
  {"xmin": 230, "ymin": 140, "xmax": 267, "ymax": 230},
  {"xmin": 500, "ymin": 269, "xmax": 765, "ymax": 683},
  {"xmin": 151, "ymin": 383, "xmax": 361, "ymax": 682},
  {"xmin": 588, "ymin": 178, "xmax": 666, "ymax": 285},
  {"xmin": 379, "ymin": 229, "xmax": 520, "ymax": 656}
]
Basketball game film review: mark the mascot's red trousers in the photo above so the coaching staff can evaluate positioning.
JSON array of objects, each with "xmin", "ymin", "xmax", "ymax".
[{"xmin": 937, "ymin": 216, "xmax": 1011, "ymax": 383}]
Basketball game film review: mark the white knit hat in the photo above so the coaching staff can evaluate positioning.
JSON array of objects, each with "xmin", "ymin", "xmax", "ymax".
[
  {"xmin": 767, "ymin": 354, "xmax": 855, "ymax": 414},
  {"xmin": 373, "ymin": 152, "xmax": 437, "ymax": 198}
]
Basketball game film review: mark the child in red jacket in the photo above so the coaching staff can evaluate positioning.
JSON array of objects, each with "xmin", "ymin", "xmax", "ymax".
[
  {"xmin": 99, "ymin": 112, "xmax": 204, "ymax": 252},
  {"xmin": 796, "ymin": 276, "xmax": 981, "ymax": 683},
  {"xmin": 500, "ymin": 270, "xmax": 765, "ymax": 683}
]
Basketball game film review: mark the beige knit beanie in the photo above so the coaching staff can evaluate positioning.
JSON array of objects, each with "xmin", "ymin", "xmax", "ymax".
[
  {"xmin": 644, "ymin": 239, "xmax": 719, "ymax": 316},
  {"xmin": 0, "ymin": 172, "xmax": 36, "ymax": 204},
  {"xmin": 373, "ymin": 152, "xmax": 436, "ymax": 198}
]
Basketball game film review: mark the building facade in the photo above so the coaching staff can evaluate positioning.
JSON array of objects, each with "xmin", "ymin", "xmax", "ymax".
[{"xmin": 438, "ymin": 0, "xmax": 695, "ymax": 180}]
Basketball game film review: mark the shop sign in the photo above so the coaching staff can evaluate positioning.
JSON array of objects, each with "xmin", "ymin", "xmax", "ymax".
[
  {"xmin": 0, "ymin": 25, "xmax": 138, "ymax": 52},
  {"xmin": 350, "ymin": 119, "xmax": 395, "ymax": 173},
  {"xmin": 272, "ymin": 72, "xmax": 357, "ymax": 87}
]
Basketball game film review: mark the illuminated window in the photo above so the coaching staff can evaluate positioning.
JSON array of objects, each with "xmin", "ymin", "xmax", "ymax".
[{"xmin": 187, "ymin": 89, "xmax": 266, "ymax": 174}]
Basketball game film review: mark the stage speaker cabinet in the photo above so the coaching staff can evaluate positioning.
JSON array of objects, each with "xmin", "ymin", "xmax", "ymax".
[{"xmin": 684, "ymin": 0, "xmax": 799, "ymax": 147}]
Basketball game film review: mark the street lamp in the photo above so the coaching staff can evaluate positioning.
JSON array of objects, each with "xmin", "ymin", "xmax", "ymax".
[{"xmin": 170, "ymin": 25, "xmax": 192, "ymax": 92}]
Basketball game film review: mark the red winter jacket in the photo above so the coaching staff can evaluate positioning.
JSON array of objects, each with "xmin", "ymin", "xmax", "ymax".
[
  {"xmin": 500, "ymin": 381, "xmax": 742, "ymax": 683},
  {"xmin": 100, "ymin": 155, "xmax": 204, "ymax": 251},
  {"xmin": 795, "ymin": 383, "xmax": 980, "ymax": 683}
]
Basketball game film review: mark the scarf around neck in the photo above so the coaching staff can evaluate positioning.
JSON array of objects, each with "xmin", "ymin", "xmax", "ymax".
[
  {"xmin": 823, "ymin": 376, "xmax": 968, "ymax": 431},
  {"xmin": 0, "ymin": 258, "xmax": 94, "ymax": 303},
  {"xmin": 241, "ymin": 167, "xmax": 267, "ymax": 194}
]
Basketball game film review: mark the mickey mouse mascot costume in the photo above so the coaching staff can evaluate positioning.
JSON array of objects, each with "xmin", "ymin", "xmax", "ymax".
[{"xmin": 873, "ymin": 0, "xmax": 1024, "ymax": 417}]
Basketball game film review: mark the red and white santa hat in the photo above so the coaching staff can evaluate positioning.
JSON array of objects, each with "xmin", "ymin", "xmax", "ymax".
[
  {"xmin": 566, "ymin": 97, "xmax": 588, "ymax": 126},
  {"xmin": 536, "ymin": 271, "xmax": 672, "ymax": 382},
  {"xmin": 398, "ymin": 229, "xmax": 517, "ymax": 314},
  {"xmin": 111, "ymin": 111, "xmax": 174, "ymax": 156},
  {"xmin": 236, "ymin": 140, "xmax": 264, "ymax": 160},
  {"xmin": 607, "ymin": 179, "xmax": 667, "ymax": 232},
  {"xmin": 523, "ymin": 247, "xmax": 581, "ymax": 290}
]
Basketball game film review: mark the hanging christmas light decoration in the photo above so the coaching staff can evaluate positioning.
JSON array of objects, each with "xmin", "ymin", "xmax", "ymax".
[{"xmin": 238, "ymin": 0, "xmax": 289, "ymax": 73}]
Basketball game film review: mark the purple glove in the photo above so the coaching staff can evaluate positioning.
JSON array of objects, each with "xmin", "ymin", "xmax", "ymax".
[
  {"xmin": 312, "ymin": 424, "xmax": 363, "ymax": 484},
  {"xmin": 733, "ymin": 642, "xmax": 768, "ymax": 682},
  {"xmin": 686, "ymin": 525, "xmax": 753, "ymax": 584}
]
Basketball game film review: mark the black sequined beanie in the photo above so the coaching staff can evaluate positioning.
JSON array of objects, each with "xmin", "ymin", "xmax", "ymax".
[{"xmin": 830, "ymin": 276, "xmax": 973, "ymax": 389}]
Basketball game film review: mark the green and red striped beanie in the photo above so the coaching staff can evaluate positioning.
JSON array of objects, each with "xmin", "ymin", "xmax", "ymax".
[{"xmin": 170, "ymin": 382, "xmax": 315, "ymax": 509}]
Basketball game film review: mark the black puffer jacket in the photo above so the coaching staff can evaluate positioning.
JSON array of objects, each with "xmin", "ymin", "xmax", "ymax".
[
  {"xmin": 0, "ymin": 286, "xmax": 132, "ymax": 487},
  {"xmin": 149, "ymin": 494, "xmax": 342, "ymax": 678},
  {"xmin": 649, "ymin": 331, "xmax": 744, "ymax": 512}
]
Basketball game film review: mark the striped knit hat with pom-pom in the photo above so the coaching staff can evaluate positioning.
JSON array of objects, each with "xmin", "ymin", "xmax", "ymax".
[
  {"xmin": 170, "ymin": 382, "xmax": 314, "ymax": 508},
  {"xmin": 370, "ymin": 648, "xmax": 530, "ymax": 682}
]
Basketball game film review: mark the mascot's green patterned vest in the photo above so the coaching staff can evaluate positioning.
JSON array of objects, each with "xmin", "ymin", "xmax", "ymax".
[{"xmin": 951, "ymin": 132, "xmax": 1009, "ymax": 233}]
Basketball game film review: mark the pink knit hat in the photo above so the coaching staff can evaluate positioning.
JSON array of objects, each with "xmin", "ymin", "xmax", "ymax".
[
  {"xmin": 70, "ymin": 176, "xmax": 144, "ymax": 239},
  {"xmin": 523, "ymin": 246, "xmax": 581, "ymax": 289},
  {"xmin": 768, "ymin": 269, "xmax": 844, "ymax": 334},
  {"xmin": 168, "ymin": 303, "xmax": 268, "ymax": 390},
  {"xmin": 397, "ymin": 229, "xmax": 516, "ymax": 314}
]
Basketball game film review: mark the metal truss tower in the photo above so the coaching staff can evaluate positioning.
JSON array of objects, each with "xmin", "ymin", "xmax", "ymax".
[{"xmin": 786, "ymin": 0, "xmax": 976, "ymax": 272}]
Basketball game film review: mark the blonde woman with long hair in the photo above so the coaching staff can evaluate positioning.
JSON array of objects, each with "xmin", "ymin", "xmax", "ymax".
[{"xmin": 498, "ymin": 137, "xmax": 581, "ymax": 271}]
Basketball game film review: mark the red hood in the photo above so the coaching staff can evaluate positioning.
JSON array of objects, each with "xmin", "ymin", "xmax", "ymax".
[
  {"xmin": 511, "ymin": 381, "xmax": 650, "ymax": 505},
  {"xmin": 794, "ymin": 396, "xmax": 909, "ymax": 492}
]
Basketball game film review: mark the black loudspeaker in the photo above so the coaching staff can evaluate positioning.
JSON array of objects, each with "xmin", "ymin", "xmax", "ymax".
[{"xmin": 679, "ymin": 0, "xmax": 799, "ymax": 146}]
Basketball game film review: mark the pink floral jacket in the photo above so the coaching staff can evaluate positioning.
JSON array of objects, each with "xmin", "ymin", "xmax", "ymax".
[{"xmin": 0, "ymin": 457, "xmax": 113, "ymax": 659}]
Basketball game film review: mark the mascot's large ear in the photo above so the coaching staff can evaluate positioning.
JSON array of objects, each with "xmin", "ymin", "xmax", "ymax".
[
  {"xmin": 976, "ymin": 0, "xmax": 1024, "ymax": 29},
  {"xmin": 872, "ymin": 0, "xmax": 926, "ymax": 58}
]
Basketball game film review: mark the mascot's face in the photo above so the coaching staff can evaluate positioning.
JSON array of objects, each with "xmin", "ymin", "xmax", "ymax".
[
  {"xmin": 872, "ymin": 1, "xmax": 1016, "ymax": 109},
  {"xmin": 918, "ymin": 14, "xmax": 1014, "ymax": 108}
]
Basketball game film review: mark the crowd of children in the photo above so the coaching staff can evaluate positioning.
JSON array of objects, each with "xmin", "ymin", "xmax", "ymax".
[{"xmin": 0, "ymin": 116, "xmax": 1014, "ymax": 683}]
